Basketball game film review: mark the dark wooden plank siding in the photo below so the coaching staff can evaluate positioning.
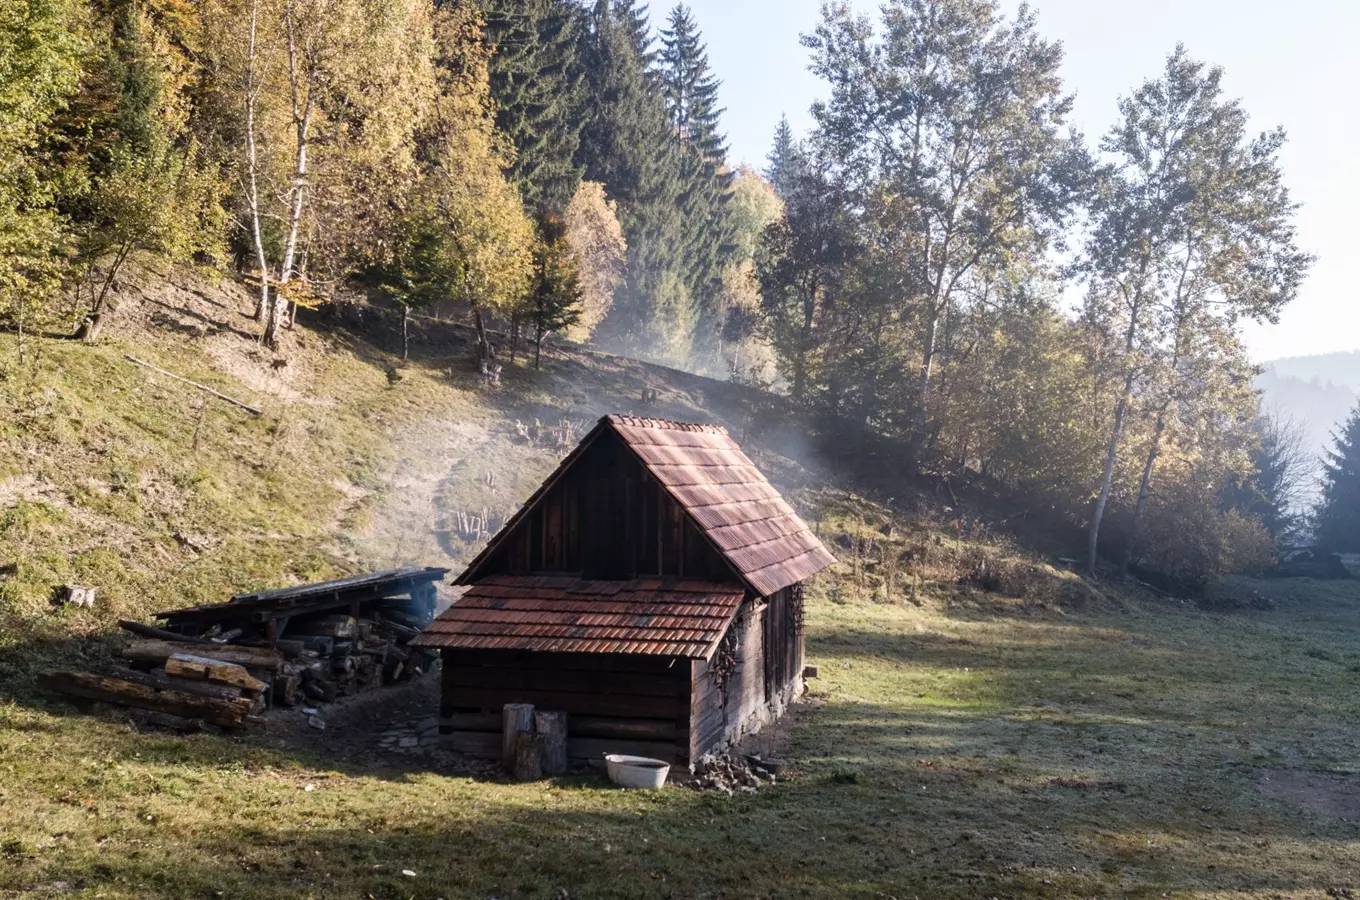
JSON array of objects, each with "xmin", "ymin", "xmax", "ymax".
[
  {"xmin": 688, "ymin": 587, "xmax": 808, "ymax": 761},
  {"xmin": 762, "ymin": 586, "xmax": 804, "ymax": 701},
  {"xmin": 479, "ymin": 431, "xmax": 733, "ymax": 582},
  {"xmin": 439, "ymin": 648, "xmax": 692, "ymax": 763},
  {"xmin": 689, "ymin": 599, "xmax": 766, "ymax": 760}
]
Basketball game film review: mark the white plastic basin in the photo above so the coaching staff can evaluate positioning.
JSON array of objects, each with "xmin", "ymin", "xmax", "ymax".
[{"xmin": 604, "ymin": 754, "xmax": 670, "ymax": 789}]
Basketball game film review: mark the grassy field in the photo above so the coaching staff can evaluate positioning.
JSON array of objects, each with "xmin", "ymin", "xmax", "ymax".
[
  {"xmin": 2, "ymin": 269, "xmax": 1359, "ymax": 898},
  {"xmin": 2, "ymin": 572, "xmax": 1359, "ymax": 898}
]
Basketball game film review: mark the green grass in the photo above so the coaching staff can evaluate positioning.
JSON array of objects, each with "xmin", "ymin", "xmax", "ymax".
[{"xmin": 1, "ymin": 575, "xmax": 1358, "ymax": 898}]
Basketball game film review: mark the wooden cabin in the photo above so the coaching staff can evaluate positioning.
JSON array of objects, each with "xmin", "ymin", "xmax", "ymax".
[{"xmin": 410, "ymin": 415, "xmax": 836, "ymax": 768}]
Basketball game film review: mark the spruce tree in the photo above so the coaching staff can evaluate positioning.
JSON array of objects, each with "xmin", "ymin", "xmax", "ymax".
[
  {"xmin": 766, "ymin": 115, "xmax": 798, "ymax": 199},
  {"xmin": 659, "ymin": 5, "xmax": 725, "ymax": 163},
  {"xmin": 482, "ymin": 0, "xmax": 587, "ymax": 214},
  {"xmin": 578, "ymin": 0, "xmax": 688, "ymax": 357},
  {"xmin": 659, "ymin": 4, "xmax": 733, "ymax": 360},
  {"xmin": 1315, "ymin": 404, "xmax": 1360, "ymax": 553}
]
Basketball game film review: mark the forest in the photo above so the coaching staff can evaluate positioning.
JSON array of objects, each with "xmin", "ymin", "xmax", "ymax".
[{"xmin": 0, "ymin": 0, "xmax": 1357, "ymax": 588}]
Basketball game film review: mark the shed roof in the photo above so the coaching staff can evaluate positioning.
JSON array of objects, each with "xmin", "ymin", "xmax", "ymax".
[
  {"xmin": 409, "ymin": 576, "xmax": 744, "ymax": 658},
  {"xmin": 458, "ymin": 414, "xmax": 836, "ymax": 598}
]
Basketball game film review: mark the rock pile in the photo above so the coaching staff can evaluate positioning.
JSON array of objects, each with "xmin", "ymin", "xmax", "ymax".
[{"xmin": 691, "ymin": 752, "xmax": 785, "ymax": 794}]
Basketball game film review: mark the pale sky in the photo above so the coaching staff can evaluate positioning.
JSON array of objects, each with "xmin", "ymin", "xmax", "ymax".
[{"xmin": 679, "ymin": 0, "xmax": 1358, "ymax": 364}]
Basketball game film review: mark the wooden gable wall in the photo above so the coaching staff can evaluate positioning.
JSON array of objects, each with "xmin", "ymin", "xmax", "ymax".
[{"xmin": 479, "ymin": 430, "xmax": 734, "ymax": 582}]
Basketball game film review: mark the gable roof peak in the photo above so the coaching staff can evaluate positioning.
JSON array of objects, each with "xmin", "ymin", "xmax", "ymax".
[{"xmin": 603, "ymin": 414, "xmax": 730, "ymax": 435}]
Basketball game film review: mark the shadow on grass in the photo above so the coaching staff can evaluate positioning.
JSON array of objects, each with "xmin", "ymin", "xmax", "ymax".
[
  {"xmin": 3, "ymin": 698, "xmax": 1354, "ymax": 900},
  {"xmin": 4, "ymin": 609, "xmax": 1357, "ymax": 898}
]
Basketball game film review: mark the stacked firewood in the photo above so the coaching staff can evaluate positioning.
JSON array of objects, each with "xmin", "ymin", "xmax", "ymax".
[
  {"xmin": 41, "ymin": 608, "xmax": 438, "ymax": 731},
  {"xmin": 259, "ymin": 610, "xmax": 440, "ymax": 706}
]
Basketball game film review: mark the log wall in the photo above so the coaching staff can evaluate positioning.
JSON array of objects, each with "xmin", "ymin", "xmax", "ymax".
[
  {"xmin": 689, "ymin": 590, "xmax": 806, "ymax": 763},
  {"xmin": 438, "ymin": 648, "xmax": 691, "ymax": 765}
]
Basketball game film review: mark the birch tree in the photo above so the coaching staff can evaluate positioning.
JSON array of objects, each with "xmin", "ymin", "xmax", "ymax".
[
  {"xmin": 1081, "ymin": 47, "xmax": 1311, "ymax": 575},
  {"xmin": 804, "ymin": 0, "xmax": 1086, "ymax": 471}
]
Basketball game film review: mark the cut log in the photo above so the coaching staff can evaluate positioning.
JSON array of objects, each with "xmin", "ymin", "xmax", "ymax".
[
  {"xmin": 116, "ymin": 668, "xmax": 245, "ymax": 702},
  {"xmin": 165, "ymin": 654, "xmax": 267, "ymax": 694},
  {"xmin": 373, "ymin": 619, "xmax": 420, "ymax": 641},
  {"xmin": 502, "ymin": 703, "xmax": 535, "ymax": 773},
  {"xmin": 272, "ymin": 674, "xmax": 299, "ymax": 706},
  {"xmin": 302, "ymin": 679, "xmax": 337, "ymax": 702},
  {"xmin": 268, "ymin": 639, "xmax": 309, "ymax": 658},
  {"xmin": 512, "ymin": 730, "xmax": 544, "ymax": 781},
  {"xmin": 360, "ymin": 641, "xmax": 389, "ymax": 665},
  {"xmin": 121, "ymin": 639, "xmax": 283, "ymax": 673},
  {"xmin": 118, "ymin": 621, "xmax": 211, "ymax": 644},
  {"xmin": 293, "ymin": 615, "xmax": 356, "ymax": 639},
  {"xmin": 39, "ymin": 672, "xmax": 255, "ymax": 727},
  {"xmin": 534, "ymin": 711, "xmax": 568, "ymax": 776},
  {"xmin": 300, "ymin": 659, "xmax": 328, "ymax": 681}
]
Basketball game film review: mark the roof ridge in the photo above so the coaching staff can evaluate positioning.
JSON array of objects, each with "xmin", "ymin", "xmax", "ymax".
[{"xmin": 604, "ymin": 414, "xmax": 729, "ymax": 435}]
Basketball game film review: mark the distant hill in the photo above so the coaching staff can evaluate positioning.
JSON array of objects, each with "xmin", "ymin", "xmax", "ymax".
[
  {"xmin": 1256, "ymin": 351, "xmax": 1360, "ymax": 485},
  {"xmin": 1262, "ymin": 350, "xmax": 1360, "ymax": 392}
]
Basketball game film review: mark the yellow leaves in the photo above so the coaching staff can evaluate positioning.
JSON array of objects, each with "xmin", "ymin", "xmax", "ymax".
[{"xmin": 562, "ymin": 181, "xmax": 626, "ymax": 342}]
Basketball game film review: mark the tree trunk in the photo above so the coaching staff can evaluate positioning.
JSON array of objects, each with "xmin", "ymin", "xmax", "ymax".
[
  {"xmin": 1121, "ymin": 407, "xmax": 1168, "ymax": 573},
  {"xmin": 119, "ymin": 639, "xmax": 284, "ymax": 673},
  {"xmin": 267, "ymin": 3, "xmax": 313, "ymax": 350},
  {"xmin": 908, "ymin": 305, "xmax": 941, "ymax": 473},
  {"xmin": 401, "ymin": 304, "xmax": 410, "ymax": 360},
  {"xmin": 793, "ymin": 286, "xmax": 815, "ymax": 403},
  {"xmin": 38, "ymin": 671, "xmax": 256, "ymax": 727},
  {"xmin": 534, "ymin": 710, "xmax": 567, "ymax": 775},
  {"xmin": 164, "ymin": 654, "xmax": 268, "ymax": 694},
  {"xmin": 534, "ymin": 324, "xmax": 544, "ymax": 370},
  {"xmin": 244, "ymin": 0, "xmax": 271, "ymax": 324},
  {"xmin": 473, "ymin": 306, "xmax": 494, "ymax": 362},
  {"xmin": 501, "ymin": 703, "xmax": 534, "ymax": 774},
  {"xmin": 77, "ymin": 242, "xmax": 132, "ymax": 344},
  {"xmin": 1087, "ymin": 376, "xmax": 1134, "ymax": 577},
  {"xmin": 512, "ymin": 730, "xmax": 544, "ymax": 781}
]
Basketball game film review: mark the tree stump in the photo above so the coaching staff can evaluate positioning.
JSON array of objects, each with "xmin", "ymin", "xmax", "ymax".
[
  {"xmin": 534, "ymin": 711, "xmax": 568, "ymax": 776},
  {"xmin": 502, "ymin": 703, "xmax": 535, "ymax": 773},
  {"xmin": 53, "ymin": 585, "xmax": 97, "ymax": 608},
  {"xmin": 513, "ymin": 730, "xmax": 544, "ymax": 781}
]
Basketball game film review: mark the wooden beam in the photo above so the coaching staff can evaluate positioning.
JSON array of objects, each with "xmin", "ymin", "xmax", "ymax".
[
  {"xmin": 118, "ymin": 621, "xmax": 211, "ymax": 644},
  {"xmin": 124, "ymin": 355, "xmax": 262, "ymax": 416}
]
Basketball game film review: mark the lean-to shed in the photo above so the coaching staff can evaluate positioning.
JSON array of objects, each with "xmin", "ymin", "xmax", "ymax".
[{"xmin": 410, "ymin": 414, "xmax": 836, "ymax": 767}]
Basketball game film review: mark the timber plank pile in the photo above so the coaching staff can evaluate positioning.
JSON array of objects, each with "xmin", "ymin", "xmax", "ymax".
[{"xmin": 42, "ymin": 567, "xmax": 448, "ymax": 730}]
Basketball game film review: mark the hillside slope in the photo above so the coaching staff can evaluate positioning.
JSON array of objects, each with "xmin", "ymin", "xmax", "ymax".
[{"xmin": 0, "ymin": 265, "xmax": 813, "ymax": 675}]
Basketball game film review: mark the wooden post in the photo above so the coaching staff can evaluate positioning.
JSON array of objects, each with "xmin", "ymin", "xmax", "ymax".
[
  {"xmin": 502, "ymin": 703, "xmax": 535, "ymax": 773},
  {"xmin": 534, "ymin": 711, "xmax": 568, "ymax": 776},
  {"xmin": 512, "ymin": 730, "xmax": 544, "ymax": 781}
]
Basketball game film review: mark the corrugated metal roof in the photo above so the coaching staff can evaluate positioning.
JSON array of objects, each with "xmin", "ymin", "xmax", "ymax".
[
  {"xmin": 410, "ymin": 576, "xmax": 744, "ymax": 659},
  {"xmin": 605, "ymin": 415, "xmax": 836, "ymax": 597}
]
